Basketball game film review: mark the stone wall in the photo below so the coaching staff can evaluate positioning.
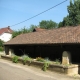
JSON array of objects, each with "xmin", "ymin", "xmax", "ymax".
[{"xmin": 1, "ymin": 55, "xmax": 79, "ymax": 75}]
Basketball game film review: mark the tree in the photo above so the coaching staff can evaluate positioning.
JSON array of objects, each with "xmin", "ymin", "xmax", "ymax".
[
  {"xmin": 29, "ymin": 25, "xmax": 38, "ymax": 32},
  {"xmin": 68, "ymin": 0, "xmax": 80, "ymax": 26},
  {"xmin": 0, "ymin": 40, "xmax": 4, "ymax": 51},
  {"xmin": 39, "ymin": 20, "xmax": 58, "ymax": 29},
  {"xmin": 12, "ymin": 27, "xmax": 29, "ymax": 38},
  {"xmin": 59, "ymin": 15, "xmax": 70, "ymax": 27},
  {"xmin": 0, "ymin": 40, "xmax": 4, "ymax": 47},
  {"xmin": 12, "ymin": 25, "xmax": 38, "ymax": 38},
  {"xmin": 59, "ymin": 0, "xmax": 80, "ymax": 27}
]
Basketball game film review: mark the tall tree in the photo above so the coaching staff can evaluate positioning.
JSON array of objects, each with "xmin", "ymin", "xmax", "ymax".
[
  {"xmin": 59, "ymin": 15, "xmax": 70, "ymax": 27},
  {"xmin": 39, "ymin": 20, "xmax": 58, "ymax": 29},
  {"xmin": 59, "ymin": 0, "xmax": 80, "ymax": 27},
  {"xmin": 68, "ymin": 0, "xmax": 80, "ymax": 26}
]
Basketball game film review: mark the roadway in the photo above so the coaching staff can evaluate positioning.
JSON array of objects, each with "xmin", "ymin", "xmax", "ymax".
[{"xmin": 0, "ymin": 59, "xmax": 79, "ymax": 80}]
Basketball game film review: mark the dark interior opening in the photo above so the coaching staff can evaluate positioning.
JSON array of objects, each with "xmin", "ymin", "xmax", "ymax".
[
  {"xmin": 9, "ymin": 44, "xmax": 80, "ymax": 63},
  {"xmin": 10, "ymin": 45, "xmax": 63, "ymax": 61}
]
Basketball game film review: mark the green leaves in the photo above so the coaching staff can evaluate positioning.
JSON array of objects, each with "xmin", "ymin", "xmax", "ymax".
[
  {"xmin": 59, "ymin": 0, "xmax": 80, "ymax": 27},
  {"xmin": 12, "ymin": 27, "xmax": 29, "ymax": 38},
  {"xmin": 0, "ymin": 40, "xmax": 4, "ymax": 47},
  {"xmin": 22, "ymin": 55, "xmax": 32, "ymax": 65},
  {"xmin": 42, "ymin": 62, "xmax": 49, "ymax": 71},
  {"xmin": 12, "ymin": 20, "xmax": 58, "ymax": 38},
  {"xmin": 39, "ymin": 20, "xmax": 58, "ymax": 29},
  {"xmin": 12, "ymin": 56, "xmax": 19, "ymax": 63}
]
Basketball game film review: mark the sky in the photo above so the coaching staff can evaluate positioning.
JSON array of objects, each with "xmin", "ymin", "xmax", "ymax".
[{"xmin": 0, "ymin": 0, "xmax": 70, "ymax": 30}]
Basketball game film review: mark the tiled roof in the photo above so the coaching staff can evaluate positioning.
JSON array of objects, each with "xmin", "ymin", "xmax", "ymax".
[
  {"xmin": 4, "ymin": 26, "xmax": 80, "ymax": 45},
  {"xmin": 33, "ymin": 28, "xmax": 46, "ymax": 32},
  {"xmin": 0, "ymin": 26, "xmax": 13, "ymax": 35}
]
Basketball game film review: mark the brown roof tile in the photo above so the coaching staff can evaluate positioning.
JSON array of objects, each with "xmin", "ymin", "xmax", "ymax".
[
  {"xmin": 4, "ymin": 26, "xmax": 80, "ymax": 45},
  {"xmin": 0, "ymin": 26, "xmax": 13, "ymax": 35}
]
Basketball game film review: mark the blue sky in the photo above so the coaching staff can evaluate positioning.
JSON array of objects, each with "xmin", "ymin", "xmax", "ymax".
[{"xmin": 0, "ymin": 0, "xmax": 70, "ymax": 30}]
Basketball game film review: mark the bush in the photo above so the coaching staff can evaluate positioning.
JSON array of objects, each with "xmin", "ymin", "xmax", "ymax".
[
  {"xmin": 55, "ymin": 59, "xmax": 61, "ymax": 64},
  {"xmin": 42, "ymin": 62, "xmax": 49, "ymax": 71},
  {"xmin": 12, "ymin": 56, "xmax": 19, "ymax": 63},
  {"xmin": 36, "ymin": 57, "xmax": 45, "ymax": 62},
  {"xmin": 22, "ymin": 55, "xmax": 32, "ymax": 65}
]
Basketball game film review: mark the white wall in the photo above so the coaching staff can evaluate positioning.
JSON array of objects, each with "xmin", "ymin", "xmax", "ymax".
[{"xmin": 0, "ymin": 33, "xmax": 12, "ymax": 42}]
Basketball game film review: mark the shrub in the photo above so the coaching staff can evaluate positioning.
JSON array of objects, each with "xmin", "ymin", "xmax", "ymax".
[
  {"xmin": 36, "ymin": 57, "xmax": 45, "ymax": 62},
  {"xmin": 55, "ymin": 59, "xmax": 61, "ymax": 64},
  {"xmin": 12, "ymin": 56, "xmax": 19, "ymax": 63},
  {"xmin": 42, "ymin": 62, "xmax": 49, "ymax": 71},
  {"xmin": 22, "ymin": 55, "xmax": 32, "ymax": 65}
]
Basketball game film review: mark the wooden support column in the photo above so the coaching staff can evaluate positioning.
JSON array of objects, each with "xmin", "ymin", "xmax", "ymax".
[{"xmin": 62, "ymin": 51, "xmax": 71, "ymax": 65}]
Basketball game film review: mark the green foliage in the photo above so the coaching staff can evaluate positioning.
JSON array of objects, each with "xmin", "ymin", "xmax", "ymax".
[
  {"xmin": 42, "ymin": 62, "xmax": 49, "ymax": 71},
  {"xmin": 39, "ymin": 20, "xmax": 58, "ymax": 29},
  {"xmin": 36, "ymin": 57, "xmax": 45, "ymax": 62},
  {"xmin": 29, "ymin": 25, "xmax": 38, "ymax": 32},
  {"xmin": 0, "ymin": 47, "xmax": 4, "ymax": 51},
  {"xmin": 12, "ymin": 56, "xmax": 19, "ymax": 63},
  {"xmin": 12, "ymin": 27, "xmax": 29, "ymax": 38},
  {"xmin": 36, "ymin": 57, "xmax": 50, "ymax": 71},
  {"xmin": 55, "ymin": 59, "xmax": 61, "ymax": 64},
  {"xmin": 22, "ymin": 55, "xmax": 32, "ymax": 65},
  {"xmin": 12, "ymin": 26, "xmax": 38, "ymax": 38},
  {"xmin": 59, "ymin": 0, "xmax": 80, "ymax": 27},
  {"xmin": 0, "ymin": 40, "xmax": 4, "ymax": 52},
  {"xmin": 68, "ymin": 0, "xmax": 80, "ymax": 26},
  {"xmin": 0, "ymin": 40, "xmax": 4, "ymax": 47},
  {"xmin": 12, "ymin": 31, "xmax": 20, "ymax": 38},
  {"xmin": 12, "ymin": 20, "xmax": 59, "ymax": 38}
]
